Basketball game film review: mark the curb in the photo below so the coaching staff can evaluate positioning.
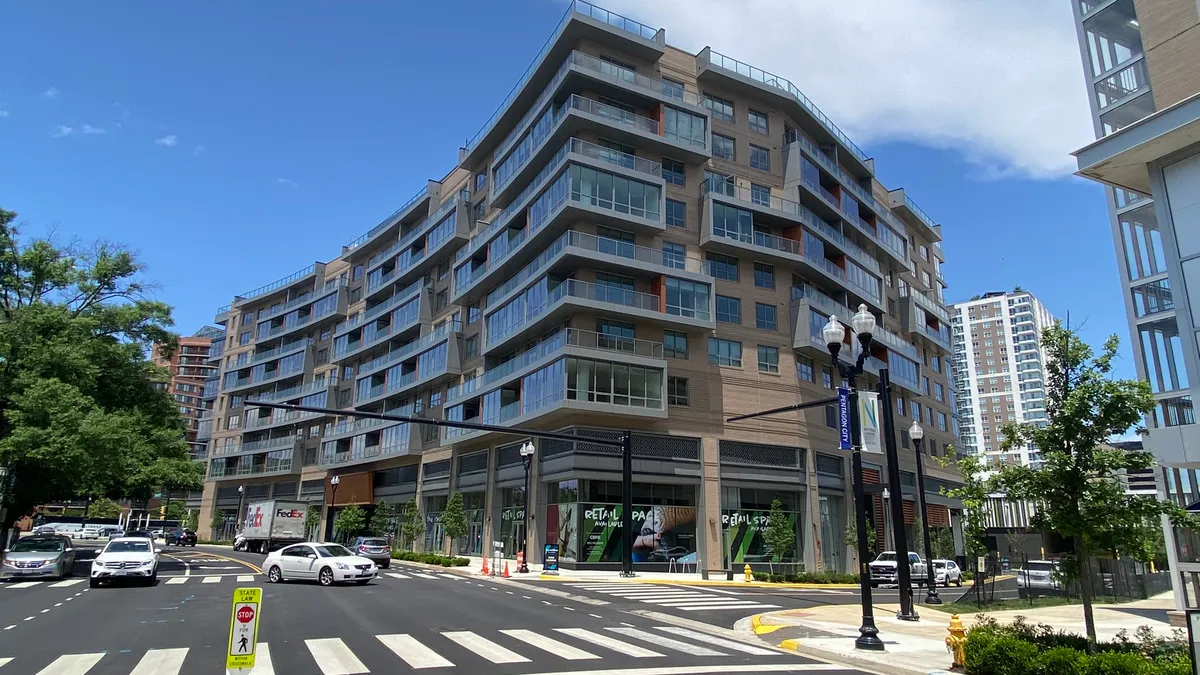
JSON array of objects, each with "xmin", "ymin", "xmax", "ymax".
[
  {"xmin": 773, "ymin": 637, "xmax": 952, "ymax": 675},
  {"xmin": 533, "ymin": 575, "xmax": 860, "ymax": 590},
  {"xmin": 750, "ymin": 613, "xmax": 786, "ymax": 635}
]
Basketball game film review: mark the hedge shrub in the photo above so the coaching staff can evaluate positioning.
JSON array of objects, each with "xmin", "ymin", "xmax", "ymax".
[
  {"xmin": 390, "ymin": 550, "xmax": 470, "ymax": 567},
  {"xmin": 751, "ymin": 571, "xmax": 861, "ymax": 584},
  {"xmin": 963, "ymin": 617, "xmax": 1190, "ymax": 675}
]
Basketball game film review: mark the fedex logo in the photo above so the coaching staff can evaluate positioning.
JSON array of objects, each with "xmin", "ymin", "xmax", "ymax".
[
  {"xmin": 276, "ymin": 509, "xmax": 303, "ymax": 518},
  {"xmin": 245, "ymin": 506, "xmax": 264, "ymax": 529}
]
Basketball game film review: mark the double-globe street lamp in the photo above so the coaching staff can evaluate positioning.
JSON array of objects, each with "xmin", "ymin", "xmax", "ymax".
[
  {"xmin": 908, "ymin": 420, "xmax": 942, "ymax": 605},
  {"xmin": 822, "ymin": 304, "xmax": 885, "ymax": 651},
  {"xmin": 327, "ymin": 475, "xmax": 341, "ymax": 541},
  {"xmin": 519, "ymin": 441, "xmax": 535, "ymax": 573}
]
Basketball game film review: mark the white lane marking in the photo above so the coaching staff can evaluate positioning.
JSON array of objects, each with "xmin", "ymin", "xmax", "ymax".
[
  {"xmin": 237, "ymin": 575, "xmax": 255, "ymax": 582},
  {"xmin": 6, "ymin": 582, "xmax": 41, "ymax": 589},
  {"xmin": 679, "ymin": 603, "xmax": 781, "ymax": 611},
  {"xmin": 589, "ymin": 613, "xmax": 603, "ymax": 619},
  {"xmin": 645, "ymin": 598, "xmax": 762, "ymax": 607},
  {"xmin": 443, "ymin": 631, "xmax": 530, "ymax": 664},
  {"xmin": 604, "ymin": 627, "xmax": 725, "ymax": 657},
  {"xmin": 376, "ymin": 634, "xmax": 454, "ymax": 669},
  {"xmin": 615, "ymin": 593, "xmax": 713, "ymax": 600},
  {"xmin": 3, "ymin": 625, "xmax": 14, "ymax": 630},
  {"xmin": 233, "ymin": 643, "xmax": 273, "ymax": 675},
  {"xmin": 304, "ymin": 638, "xmax": 369, "ymax": 675},
  {"xmin": 202, "ymin": 576, "xmax": 222, "ymax": 584},
  {"xmin": 165, "ymin": 577, "xmax": 188, "ymax": 585},
  {"xmin": 522, "ymin": 595, "xmax": 532, "ymax": 599},
  {"xmin": 500, "ymin": 629, "xmax": 599, "ymax": 660},
  {"xmin": 129, "ymin": 647, "xmax": 188, "ymax": 675},
  {"xmin": 39, "ymin": 609, "xmax": 49, "ymax": 614},
  {"xmin": 683, "ymin": 586, "xmax": 741, "ymax": 595},
  {"xmin": 48, "ymin": 579, "xmax": 84, "ymax": 588},
  {"xmin": 437, "ymin": 574, "xmax": 457, "ymax": 579},
  {"xmin": 54, "ymin": 603, "xmax": 62, "ymax": 607},
  {"xmin": 655, "ymin": 627, "xmax": 779, "ymax": 656},
  {"xmin": 554, "ymin": 628, "xmax": 663, "ymax": 658},
  {"xmin": 32, "ymin": 652, "xmax": 105, "ymax": 675},
  {"xmin": 22, "ymin": 617, "xmax": 32, "ymax": 622},
  {"xmin": 563, "ymin": 606, "xmax": 575, "ymax": 611},
  {"xmin": 505, "ymin": 591, "xmax": 514, "ymax": 595},
  {"xmin": 411, "ymin": 573, "xmax": 438, "ymax": 579},
  {"xmin": 0, "ymin": 656, "xmax": 10, "ymax": 667},
  {"xmin": 64, "ymin": 598, "xmax": 72, "ymax": 602},
  {"xmin": 386, "ymin": 573, "xmax": 410, "ymax": 579},
  {"xmin": 422, "ymin": 667, "xmax": 842, "ymax": 675}
]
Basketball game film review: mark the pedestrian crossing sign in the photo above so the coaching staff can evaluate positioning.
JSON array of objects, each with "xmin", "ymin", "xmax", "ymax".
[{"xmin": 227, "ymin": 587, "xmax": 262, "ymax": 673}]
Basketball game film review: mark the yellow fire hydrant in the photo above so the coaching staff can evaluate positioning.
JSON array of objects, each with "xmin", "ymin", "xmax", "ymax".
[
  {"xmin": 946, "ymin": 614, "xmax": 967, "ymax": 668},
  {"xmin": 744, "ymin": 563, "xmax": 753, "ymax": 583}
]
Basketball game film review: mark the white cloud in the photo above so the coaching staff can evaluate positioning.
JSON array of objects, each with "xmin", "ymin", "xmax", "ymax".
[
  {"xmin": 192, "ymin": 145, "xmax": 206, "ymax": 156},
  {"xmin": 0, "ymin": 106, "xmax": 8, "ymax": 118},
  {"xmin": 600, "ymin": 0, "xmax": 1094, "ymax": 179},
  {"xmin": 81, "ymin": 124, "xmax": 105, "ymax": 135},
  {"xmin": 43, "ymin": 86, "xmax": 59, "ymax": 99},
  {"xmin": 155, "ymin": 135, "xmax": 178, "ymax": 147},
  {"xmin": 52, "ymin": 125, "xmax": 73, "ymax": 137},
  {"xmin": 276, "ymin": 177, "xmax": 299, "ymax": 188}
]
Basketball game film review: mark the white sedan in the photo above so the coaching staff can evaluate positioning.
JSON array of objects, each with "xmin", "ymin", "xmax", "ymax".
[
  {"xmin": 90, "ymin": 537, "xmax": 161, "ymax": 587},
  {"xmin": 263, "ymin": 542, "xmax": 378, "ymax": 586}
]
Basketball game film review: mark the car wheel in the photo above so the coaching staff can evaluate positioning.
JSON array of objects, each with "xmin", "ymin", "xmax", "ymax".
[
  {"xmin": 381, "ymin": 561, "xmax": 390, "ymax": 569},
  {"xmin": 318, "ymin": 567, "xmax": 334, "ymax": 586},
  {"xmin": 956, "ymin": 577, "xmax": 963, "ymax": 587},
  {"xmin": 268, "ymin": 566, "xmax": 283, "ymax": 583}
]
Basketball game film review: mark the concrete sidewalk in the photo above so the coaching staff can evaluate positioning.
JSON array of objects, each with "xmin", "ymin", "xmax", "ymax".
[{"xmin": 740, "ymin": 594, "xmax": 1175, "ymax": 675}]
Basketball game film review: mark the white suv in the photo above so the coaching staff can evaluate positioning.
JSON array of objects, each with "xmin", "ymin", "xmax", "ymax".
[{"xmin": 90, "ymin": 537, "xmax": 161, "ymax": 587}]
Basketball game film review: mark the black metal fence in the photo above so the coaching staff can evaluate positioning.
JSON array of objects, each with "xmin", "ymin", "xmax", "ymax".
[{"xmin": 955, "ymin": 550, "xmax": 1170, "ymax": 607}]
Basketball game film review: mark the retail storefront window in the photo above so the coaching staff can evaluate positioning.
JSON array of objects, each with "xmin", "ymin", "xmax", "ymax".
[
  {"xmin": 499, "ymin": 486, "xmax": 527, "ymax": 559},
  {"xmin": 819, "ymin": 494, "xmax": 845, "ymax": 572},
  {"xmin": 454, "ymin": 491, "xmax": 486, "ymax": 556},
  {"xmin": 423, "ymin": 494, "xmax": 447, "ymax": 553},
  {"xmin": 721, "ymin": 487, "xmax": 804, "ymax": 567},
  {"xmin": 546, "ymin": 479, "xmax": 697, "ymax": 565}
]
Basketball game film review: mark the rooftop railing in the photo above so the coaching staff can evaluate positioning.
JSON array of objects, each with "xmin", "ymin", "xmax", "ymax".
[
  {"xmin": 344, "ymin": 185, "xmax": 430, "ymax": 251},
  {"xmin": 234, "ymin": 265, "xmax": 317, "ymax": 305}
]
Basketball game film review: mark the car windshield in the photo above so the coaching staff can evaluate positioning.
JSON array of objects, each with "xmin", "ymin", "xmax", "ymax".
[
  {"xmin": 360, "ymin": 539, "xmax": 387, "ymax": 547},
  {"xmin": 106, "ymin": 541, "xmax": 151, "ymax": 553},
  {"xmin": 10, "ymin": 539, "xmax": 63, "ymax": 553},
  {"xmin": 315, "ymin": 545, "xmax": 353, "ymax": 558},
  {"xmin": 875, "ymin": 553, "xmax": 896, "ymax": 561},
  {"xmin": 1026, "ymin": 562, "xmax": 1056, "ymax": 572}
]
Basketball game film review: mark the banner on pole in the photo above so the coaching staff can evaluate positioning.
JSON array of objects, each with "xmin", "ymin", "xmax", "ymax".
[
  {"xmin": 858, "ymin": 391, "xmax": 882, "ymax": 453},
  {"xmin": 837, "ymin": 388, "xmax": 851, "ymax": 450}
]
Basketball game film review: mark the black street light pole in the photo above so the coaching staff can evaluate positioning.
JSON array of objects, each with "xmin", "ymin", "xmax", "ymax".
[
  {"xmin": 620, "ymin": 431, "xmax": 634, "ymax": 578},
  {"xmin": 328, "ymin": 475, "xmax": 340, "ymax": 541},
  {"xmin": 909, "ymin": 421, "xmax": 941, "ymax": 605},
  {"xmin": 878, "ymin": 369, "xmax": 919, "ymax": 621},
  {"xmin": 519, "ymin": 441, "xmax": 534, "ymax": 573}
]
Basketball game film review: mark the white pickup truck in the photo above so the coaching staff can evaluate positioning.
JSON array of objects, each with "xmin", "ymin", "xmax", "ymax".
[{"xmin": 869, "ymin": 551, "xmax": 929, "ymax": 587}]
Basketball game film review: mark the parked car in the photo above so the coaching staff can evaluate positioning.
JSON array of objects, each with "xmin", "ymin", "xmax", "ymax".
[
  {"xmin": 869, "ymin": 551, "xmax": 929, "ymax": 587},
  {"xmin": 1015, "ymin": 560, "xmax": 1063, "ymax": 594},
  {"xmin": 349, "ymin": 537, "xmax": 392, "ymax": 569},
  {"xmin": 99, "ymin": 527, "xmax": 123, "ymax": 539},
  {"xmin": 30, "ymin": 525, "xmax": 58, "ymax": 536},
  {"xmin": 263, "ymin": 542, "xmax": 377, "ymax": 586},
  {"xmin": 165, "ymin": 529, "xmax": 197, "ymax": 547},
  {"xmin": 121, "ymin": 530, "xmax": 155, "ymax": 541},
  {"xmin": 1, "ymin": 536, "xmax": 76, "ymax": 580},
  {"xmin": 90, "ymin": 537, "xmax": 161, "ymax": 587},
  {"xmin": 931, "ymin": 559, "xmax": 964, "ymax": 587}
]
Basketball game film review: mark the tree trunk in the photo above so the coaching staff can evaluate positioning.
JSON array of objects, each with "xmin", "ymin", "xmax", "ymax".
[{"xmin": 1075, "ymin": 539, "xmax": 1098, "ymax": 652}]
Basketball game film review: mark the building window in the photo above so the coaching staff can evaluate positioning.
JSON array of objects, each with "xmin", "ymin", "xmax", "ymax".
[
  {"xmin": 753, "ymin": 262, "xmax": 775, "ymax": 289},
  {"xmin": 931, "ymin": 356, "xmax": 941, "ymax": 373},
  {"xmin": 429, "ymin": 389, "xmax": 442, "ymax": 408},
  {"xmin": 665, "ymin": 278, "xmax": 711, "ymax": 320},
  {"xmin": 666, "ymin": 199, "xmax": 686, "ymax": 228},
  {"xmin": 468, "ymin": 303, "xmax": 481, "ymax": 324},
  {"xmin": 758, "ymin": 345, "xmax": 779, "ymax": 373},
  {"xmin": 668, "ymin": 377, "xmax": 689, "ymax": 405},
  {"xmin": 755, "ymin": 302, "xmax": 776, "ymax": 330},
  {"xmin": 438, "ymin": 260, "xmax": 451, "ymax": 281},
  {"xmin": 664, "ymin": 330, "xmax": 688, "ymax": 359},
  {"xmin": 911, "ymin": 401, "xmax": 921, "ymax": 419},
  {"xmin": 703, "ymin": 93, "xmax": 734, "ymax": 122},
  {"xmin": 662, "ymin": 78, "xmax": 685, "ymax": 100},
  {"xmin": 708, "ymin": 338, "xmax": 742, "ymax": 367},
  {"xmin": 920, "ymin": 245, "xmax": 929, "ymax": 261},
  {"xmin": 239, "ymin": 332, "xmax": 251, "ymax": 346},
  {"xmin": 227, "ymin": 415, "xmax": 240, "ymax": 430},
  {"xmin": 316, "ymin": 348, "xmax": 329, "ymax": 366},
  {"xmin": 825, "ymin": 405, "xmax": 837, "ymax": 428},
  {"xmin": 436, "ymin": 290, "xmax": 448, "ymax": 311},
  {"xmin": 934, "ymin": 383, "xmax": 945, "ymax": 402},
  {"xmin": 464, "ymin": 335, "xmax": 478, "ymax": 359},
  {"xmin": 663, "ymin": 158, "xmax": 685, "ymax": 186},
  {"xmin": 716, "ymin": 295, "xmax": 741, "ymax": 324},
  {"xmin": 750, "ymin": 145, "xmax": 770, "ymax": 171},
  {"xmin": 320, "ymin": 328, "xmax": 331, "ymax": 342},
  {"xmin": 310, "ymin": 425, "xmax": 320, "ymax": 438},
  {"xmin": 241, "ymin": 312, "xmax": 254, "ymax": 326},
  {"xmin": 350, "ymin": 288, "xmax": 362, "ymax": 303},
  {"xmin": 749, "ymin": 109, "xmax": 768, "ymax": 135},
  {"xmin": 796, "ymin": 354, "xmax": 814, "ymax": 382},
  {"xmin": 822, "ymin": 365, "xmax": 833, "ymax": 390},
  {"xmin": 663, "ymin": 242, "xmax": 686, "ymax": 269},
  {"xmin": 706, "ymin": 252, "xmax": 739, "ymax": 281},
  {"xmin": 352, "ymin": 265, "xmax": 364, "ymax": 281},
  {"xmin": 713, "ymin": 134, "xmax": 735, "ymax": 160},
  {"xmin": 751, "ymin": 183, "xmax": 771, "ymax": 206}
]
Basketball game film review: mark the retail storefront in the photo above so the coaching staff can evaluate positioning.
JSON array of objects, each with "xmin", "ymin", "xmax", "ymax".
[{"xmin": 721, "ymin": 487, "xmax": 803, "ymax": 567}]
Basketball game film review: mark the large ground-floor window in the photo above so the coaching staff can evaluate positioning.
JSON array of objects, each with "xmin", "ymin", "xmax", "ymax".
[
  {"xmin": 721, "ymin": 487, "xmax": 804, "ymax": 567},
  {"xmin": 545, "ymin": 479, "xmax": 697, "ymax": 565}
]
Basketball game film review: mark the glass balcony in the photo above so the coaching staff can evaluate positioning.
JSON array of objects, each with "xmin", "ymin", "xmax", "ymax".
[
  {"xmin": 319, "ymin": 428, "xmax": 416, "ymax": 468},
  {"xmin": 785, "ymin": 131, "xmax": 899, "ymax": 233},
  {"xmin": 251, "ymin": 337, "xmax": 312, "ymax": 364},
  {"xmin": 344, "ymin": 184, "xmax": 430, "ymax": 252},
  {"xmin": 208, "ymin": 450, "xmax": 294, "ymax": 479},
  {"xmin": 234, "ymin": 265, "xmax": 317, "ymax": 306},
  {"xmin": 336, "ymin": 279, "xmax": 422, "ymax": 337},
  {"xmin": 356, "ymin": 321, "xmax": 462, "ymax": 381},
  {"xmin": 333, "ymin": 298, "xmax": 423, "ymax": 363},
  {"xmin": 243, "ymin": 408, "xmax": 323, "ymax": 431},
  {"xmin": 900, "ymin": 286, "xmax": 952, "ymax": 323},
  {"xmin": 366, "ymin": 192, "xmax": 467, "ymax": 274},
  {"xmin": 213, "ymin": 435, "xmax": 298, "ymax": 457},
  {"xmin": 247, "ymin": 375, "xmax": 337, "ymax": 405}
]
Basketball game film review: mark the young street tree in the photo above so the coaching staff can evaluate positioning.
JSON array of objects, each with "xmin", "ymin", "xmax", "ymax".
[
  {"xmin": 763, "ymin": 498, "xmax": 796, "ymax": 574},
  {"xmin": 367, "ymin": 500, "xmax": 396, "ymax": 538},
  {"xmin": 400, "ymin": 498, "xmax": 424, "ymax": 551},
  {"xmin": 334, "ymin": 504, "xmax": 366, "ymax": 541},
  {"xmin": 0, "ymin": 208, "xmax": 201, "ymax": 539},
  {"xmin": 995, "ymin": 323, "xmax": 1198, "ymax": 649},
  {"xmin": 441, "ymin": 492, "xmax": 468, "ymax": 555}
]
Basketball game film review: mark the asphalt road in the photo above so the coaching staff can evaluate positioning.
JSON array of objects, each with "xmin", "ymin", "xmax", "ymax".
[{"xmin": 0, "ymin": 543, "xmax": 868, "ymax": 675}]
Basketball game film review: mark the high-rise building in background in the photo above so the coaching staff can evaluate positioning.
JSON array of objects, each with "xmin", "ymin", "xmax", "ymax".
[
  {"xmin": 152, "ymin": 328, "xmax": 222, "ymax": 460},
  {"xmin": 198, "ymin": 1, "xmax": 964, "ymax": 574},
  {"xmin": 950, "ymin": 291, "xmax": 1055, "ymax": 468},
  {"xmin": 1070, "ymin": 0, "xmax": 1200, "ymax": 611}
]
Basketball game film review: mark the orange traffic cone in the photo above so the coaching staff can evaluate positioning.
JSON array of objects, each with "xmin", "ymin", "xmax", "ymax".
[
  {"xmin": 481, "ymin": 557, "xmax": 489, "ymax": 576},
  {"xmin": 503, "ymin": 562, "xmax": 511, "ymax": 578}
]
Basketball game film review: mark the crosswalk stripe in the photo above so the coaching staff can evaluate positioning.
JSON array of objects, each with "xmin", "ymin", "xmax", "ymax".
[
  {"xmin": 7, "ymin": 582, "xmax": 41, "ymax": 589},
  {"xmin": 679, "ymin": 602, "xmax": 780, "ymax": 611},
  {"xmin": 386, "ymin": 573, "xmax": 409, "ymax": 579},
  {"xmin": 620, "ymin": 593, "xmax": 712, "ymax": 599},
  {"xmin": 48, "ymin": 579, "xmax": 84, "ymax": 588},
  {"xmin": 33, "ymin": 652, "xmax": 105, "ymax": 675},
  {"xmin": 202, "ymin": 576, "xmax": 221, "ymax": 584},
  {"xmin": 411, "ymin": 573, "xmax": 438, "ymax": 580},
  {"xmin": 605, "ymin": 627, "xmax": 725, "ymax": 656},
  {"xmin": 376, "ymin": 634, "xmax": 454, "ymax": 669},
  {"xmin": 647, "ymin": 598, "xmax": 752, "ymax": 606},
  {"xmin": 165, "ymin": 577, "xmax": 188, "ymax": 585},
  {"xmin": 304, "ymin": 638, "xmax": 368, "ymax": 675},
  {"xmin": 0, "ymin": 657, "xmax": 11, "ymax": 669},
  {"xmin": 499, "ymin": 629, "xmax": 599, "ymax": 660},
  {"xmin": 437, "ymin": 574, "xmax": 457, "ymax": 579},
  {"xmin": 232, "ymin": 643, "xmax": 272, "ymax": 675},
  {"xmin": 554, "ymin": 628, "xmax": 663, "ymax": 658},
  {"xmin": 655, "ymin": 627, "xmax": 779, "ymax": 655},
  {"xmin": 443, "ymin": 631, "xmax": 530, "ymax": 664},
  {"xmin": 129, "ymin": 648, "xmax": 188, "ymax": 675},
  {"xmin": 237, "ymin": 575, "xmax": 256, "ymax": 582}
]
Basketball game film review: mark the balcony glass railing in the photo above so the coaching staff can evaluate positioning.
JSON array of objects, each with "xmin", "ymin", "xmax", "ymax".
[
  {"xmin": 704, "ymin": 50, "xmax": 866, "ymax": 162},
  {"xmin": 487, "ymin": 279, "xmax": 662, "ymax": 347},
  {"xmin": 209, "ymin": 454, "xmax": 292, "ymax": 478},
  {"xmin": 337, "ymin": 279, "xmax": 423, "ymax": 335},
  {"xmin": 334, "ymin": 303, "xmax": 422, "ymax": 361},
  {"xmin": 249, "ymin": 375, "xmax": 337, "ymax": 404},
  {"xmin": 244, "ymin": 408, "xmax": 322, "ymax": 430},
  {"xmin": 357, "ymin": 321, "xmax": 462, "ymax": 379},
  {"xmin": 903, "ymin": 194, "xmax": 938, "ymax": 233},
  {"xmin": 900, "ymin": 286, "xmax": 952, "ymax": 323},
  {"xmin": 344, "ymin": 185, "xmax": 429, "ymax": 251},
  {"xmin": 251, "ymin": 338, "xmax": 312, "ymax": 364},
  {"xmin": 786, "ymin": 131, "xmax": 893, "ymax": 226},
  {"xmin": 234, "ymin": 265, "xmax": 317, "ymax": 305},
  {"xmin": 216, "ymin": 304, "xmax": 231, "ymax": 316},
  {"xmin": 213, "ymin": 435, "xmax": 297, "ymax": 457}
]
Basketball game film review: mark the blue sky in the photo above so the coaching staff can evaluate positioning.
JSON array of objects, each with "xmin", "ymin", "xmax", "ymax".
[{"xmin": 0, "ymin": 1, "xmax": 1133, "ymax": 379}]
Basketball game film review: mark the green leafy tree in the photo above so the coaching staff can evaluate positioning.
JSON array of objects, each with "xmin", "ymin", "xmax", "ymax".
[
  {"xmin": 0, "ymin": 208, "xmax": 196, "ymax": 534},
  {"xmin": 184, "ymin": 509, "xmax": 199, "ymax": 532},
  {"xmin": 367, "ymin": 499, "xmax": 396, "ymax": 537},
  {"xmin": 400, "ymin": 497, "xmax": 424, "ymax": 551},
  {"xmin": 994, "ymin": 323, "xmax": 1200, "ymax": 650},
  {"xmin": 441, "ymin": 492, "xmax": 468, "ymax": 555},
  {"xmin": 930, "ymin": 527, "xmax": 956, "ymax": 560},
  {"xmin": 935, "ymin": 447, "xmax": 991, "ymax": 560},
  {"xmin": 87, "ymin": 497, "xmax": 121, "ymax": 519},
  {"xmin": 763, "ymin": 498, "xmax": 796, "ymax": 573},
  {"xmin": 333, "ymin": 504, "xmax": 366, "ymax": 541},
  {"xmin": 911, "ymin": 509, "xmax": 925, "ymax": 558},
  {"xmin": 210, "ymin": 511, "xmax": 226, "ymax": 538},
  {"xmin": 164, "ymin": 501, "xmax": 188, "ymax": 523},
  {"xmin": 845, "ymin": 517, "xmax": 879, "ymax": 569},
  {"xmin": 305, "ymin": 505, "xmax": 322, "ymax": 539}
]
